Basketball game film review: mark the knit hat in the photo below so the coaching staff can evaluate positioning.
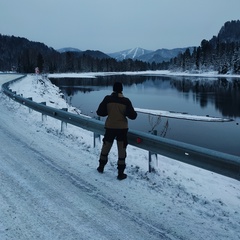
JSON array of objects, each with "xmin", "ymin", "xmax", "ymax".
[{"xmin": 113, "ymin": 82, "xmax": 123, "ymax": 93}]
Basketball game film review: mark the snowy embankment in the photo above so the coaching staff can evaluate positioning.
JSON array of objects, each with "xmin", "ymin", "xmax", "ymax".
[{"xmin": 0, "ymin": 73, "xmax": 240, "ymax": 240}]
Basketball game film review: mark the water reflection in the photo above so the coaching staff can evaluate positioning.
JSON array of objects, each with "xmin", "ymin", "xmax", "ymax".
[
  {"xmin": 170, "ymin": 77, "xmax": 240, "ymax": 117},
  {"xmin": 50, "ymin": 75, "xmax": 240, "ymax": 118}
]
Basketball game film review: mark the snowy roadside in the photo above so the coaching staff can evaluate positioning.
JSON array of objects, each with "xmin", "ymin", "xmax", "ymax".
[{"xmin": 1, "ymin": 73, "xmax": 240, "ymax": 240}]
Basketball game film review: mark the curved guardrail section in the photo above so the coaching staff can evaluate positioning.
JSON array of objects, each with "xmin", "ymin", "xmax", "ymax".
[{"xmin": 2, "ymin": 75, "xmax": 240, "ymax": 181}]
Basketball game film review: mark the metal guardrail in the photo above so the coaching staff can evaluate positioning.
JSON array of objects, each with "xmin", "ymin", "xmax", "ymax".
[{"xmin": 2, "ymin": 75, "xmax": 240, "ymax": 181}]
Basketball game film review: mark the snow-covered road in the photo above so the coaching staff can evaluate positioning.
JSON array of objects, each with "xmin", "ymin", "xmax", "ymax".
[
  {"xmin": 0, "ymin": 119, "xmax": 165, "ymax": 239},
  {"xmin": 0, "ymin": 75, "xmax": 168, "ymax": 239},
  {"xmin": 0, "ymin": 74, "xmax": 240, "ymax": 240}
]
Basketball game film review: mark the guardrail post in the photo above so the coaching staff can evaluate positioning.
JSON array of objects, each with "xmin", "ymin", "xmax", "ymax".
[
  {"xmin": 40, "ymin": 102, "xmax": 47, "ymax": 122},
  {"xmin": 148, "ymin": 130, "xmax": 158, "ymax": 172},
  {"xmin": 11, "ymin": 91, "xmax": 17, "ymax": 102},
  {"xmin": 27, "ymin": 97, "xmax": 33, "ymax": 113},
  {"xmin": 61, "ymin": 108, "xmax": 68, "ymax": 132},
  {"xmin": 7, "ymin": 89, "xmax": 13, "ymax": 101},
  {"xmin": 93, "ymin": 116, "xmax": 101, "ymax": 148}
]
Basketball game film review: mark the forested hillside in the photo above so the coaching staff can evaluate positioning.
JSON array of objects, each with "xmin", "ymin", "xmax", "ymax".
[
  {"xmin": 0, "ymin": 35, "xmax": 158, "ymax": 73},
  {"xmin": 0, "ymin": 35, "xmax": 58, "ymax": 73},
  {"xmin": 164, "ymin": 20, "xmax": 240, "ymax": 74}
]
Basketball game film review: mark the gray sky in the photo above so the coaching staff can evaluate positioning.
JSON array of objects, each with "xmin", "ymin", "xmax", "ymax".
[{"xmin": 0, "ymin": 0, "xmax": 240, "ymax": 53}]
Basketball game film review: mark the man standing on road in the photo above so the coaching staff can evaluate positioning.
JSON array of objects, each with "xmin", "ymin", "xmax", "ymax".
[{"xmin": 96, "ymin": 82, "xmax": 137, "ymax": 180}]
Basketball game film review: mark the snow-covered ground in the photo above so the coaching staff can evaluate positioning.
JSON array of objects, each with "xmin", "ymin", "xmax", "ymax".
[{"xmin": 0, "ymin": 73, "xmax": 240, "ymax": 240}]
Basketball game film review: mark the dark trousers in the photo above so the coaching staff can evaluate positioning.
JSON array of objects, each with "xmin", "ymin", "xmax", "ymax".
[{"xmin": 99, "ymin": 128, "xmax": 128, "ymax": 167}]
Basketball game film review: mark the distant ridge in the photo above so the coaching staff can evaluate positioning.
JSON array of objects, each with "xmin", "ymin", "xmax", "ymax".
[
  {"xmin": 79, "ymin": 50, "xmax": 112, "ymax": 60},
  {"xmin": 57, "ymin": 47, "xmax": 82, "ymax": 53},
  {"xmin": 57, "ymin": 48, "xmax": 111, "ymax": 60},
  {"xmin": 58, "ymin": 47, "xmax": 191, "ymax": 63},
  {"xmin": 108, "ymin": 47, "xmax": 192, "ymax": 63}
]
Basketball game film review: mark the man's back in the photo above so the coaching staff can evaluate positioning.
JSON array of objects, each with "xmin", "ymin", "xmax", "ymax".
[{"xmin": 97, "ymin": 92, "xmax": 137, "ymax": 129}]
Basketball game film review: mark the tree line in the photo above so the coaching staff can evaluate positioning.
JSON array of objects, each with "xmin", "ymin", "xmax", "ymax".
[{"xmin": 160, "ymin": 20, "xmax": 240, "ymax": 74}]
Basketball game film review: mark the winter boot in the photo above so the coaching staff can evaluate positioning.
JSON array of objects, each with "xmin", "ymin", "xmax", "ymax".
[
  {"xmin": 97, "ymin": 165, "xmax": 104, "ymax": 173},
  {"xmin": 117, "ymin": 164, "xmax": 127, "ymax": 180},
  {"xmin": 97, "ymin": 159, "xmax": 107, "ymax": 173},
  {"xmin": 117, "ymin": 173, "xmax": 127, "ymax": 180}
]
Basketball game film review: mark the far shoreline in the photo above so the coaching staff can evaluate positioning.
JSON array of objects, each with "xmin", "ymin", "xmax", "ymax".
[{"xmin": 47, "ymin": 70, "xmax": 240, "ymax": 79}]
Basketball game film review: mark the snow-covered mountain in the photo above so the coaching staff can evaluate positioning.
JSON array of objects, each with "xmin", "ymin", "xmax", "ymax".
[
  {"xmin": 58, "ymin": 46, "xmax": 194, "ymax": 63},
  {"xmin": 108, "ymin": 47, "xmax": 154, "ymax": 61},
  {"xmin": 57, "ymin": 47, "xmax": 193, "ymax": 63},
  {"xmin": 139, "ymin": 47, "xmax": 194, "ymax": 63},
  {"xmin": 108, "ymin": 47, "xmax": 193, "ymax": 63}
]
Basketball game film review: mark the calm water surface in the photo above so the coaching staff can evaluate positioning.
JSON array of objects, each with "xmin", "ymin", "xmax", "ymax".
[{"xmin": 50, "ymin": 75, "xmax": 240, "ymax": 156}]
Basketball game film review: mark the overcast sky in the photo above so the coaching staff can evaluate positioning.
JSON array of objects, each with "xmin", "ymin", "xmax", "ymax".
[{"xmin": 0, "ymin": 0, "xmax": 240, "ymax": 53}]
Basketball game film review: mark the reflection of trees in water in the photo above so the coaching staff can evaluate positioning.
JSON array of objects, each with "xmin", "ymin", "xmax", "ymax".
[
  {"xmin": 171, "ymin": 77, "xmax": 240, "ymax": 93},
  {"xmin": 50, "ymin": 75, "xmax": 148, "ymax": 98},
  {"xmin": 171, "ymin": 77, "xmax": 240, "ymax": 117},
  {"xmin": 215, "ymin": 90, "xmax": 240, "ymax": 118},
  {"xmin": 61, "ymin": 86, "xmax": 93, "ymax": 96},
  {"xmin": 49, "ymin": 75, "xmax": 159, "ymax": 88}
]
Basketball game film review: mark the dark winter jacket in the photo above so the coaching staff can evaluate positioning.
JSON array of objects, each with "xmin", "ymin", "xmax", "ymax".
[{"xmin": 96, "ymin": 92, "xmax": 137, "ymax": 129}]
